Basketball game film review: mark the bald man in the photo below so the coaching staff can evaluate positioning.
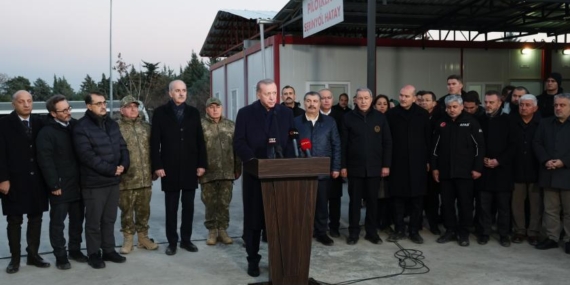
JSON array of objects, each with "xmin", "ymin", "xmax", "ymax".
[
  {"xmin": 0, "ymin": 91, "xmax": 50, "ymax": 273},
  {"xmin": 385, "ymin": 85, "xmax": 431, "ymax": 244}
]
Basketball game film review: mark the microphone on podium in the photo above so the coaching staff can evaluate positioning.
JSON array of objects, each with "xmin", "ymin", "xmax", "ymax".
[
  {"xmin": 268, "ymin": 137, "xmax": 277, "ymax": 159},
  {"xmin": 289, "ymin": 128, "xmax": 300, "ymax": 158},
  {"xmin": 300, "ymin": 138, "xmax": 312, "ymax": 158}
]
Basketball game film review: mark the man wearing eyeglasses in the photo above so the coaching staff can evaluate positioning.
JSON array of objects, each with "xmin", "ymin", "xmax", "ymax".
[
  {"xmin": 36, "ymin": 94, "xmax": 88, "ymax": 270},
  {"xmin": 73, "ymin": 92, "xmax": 130, "ymax": 269}
]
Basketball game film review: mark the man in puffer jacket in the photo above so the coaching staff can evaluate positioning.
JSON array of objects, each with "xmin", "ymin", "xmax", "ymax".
[
  {"xmin": 73, "ymin": 92, "xmax": 130, "ymax": 269},
  {"xmin": 295, "ymin": 91, "xmax": 341, "ymax": 246}
]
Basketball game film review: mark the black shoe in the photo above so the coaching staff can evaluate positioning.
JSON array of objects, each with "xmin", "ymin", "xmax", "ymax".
[
  {"xmin": 409, "ymin": 233, "xmax": 424, "ymax": 244},
  {"xmin": 180, "ymin": 241, "xmax": 198, "ymax": 252},
  {"xmin": 247, "ymin": 262, "xmax": 260, "ymax": 277},
  {"xmin": 527, "ymin": 236, "xmax": 539, "ymax": 246},
  {"xmin": 477, "ymin": 234, "xmax": 489, "ymax": 245},
  {"xmin": 500, "ymin": 236, "xmax": 511, "ymax": 247},
  {"xmin": 6, "ymin": 260, "xmax": 19, "ymax": 274},
  {"xmin": 165, "ymin": 245, "xmax": 177, "ymax": 256},
  {"xmin": 511, "ymin": 234, "xmax": 525, "ymax": 244},
  {"xmin": 387, "ymin": 231, "xmax": 406, "ymax": 242},
  {"xmin": 329, "ymin": 228, "xmax": 341, "ymax": 238},
  {"xmin": 69, "ymin": 250, "xmax": 88, "ymax": 263},
  {"xmin": 316, "ymin": 235, "xmax": 334, "ymax": 246},
  {"xmin": 55, "ymin": 257, "xmax": 71, "ymax": 270},
  {"xmin": 88, "ymin": 252, "xmax": 106, "ymax": 269},
  {"xmin": 346, "ymin": 236, "xmax": 359, "ymax": 245},
  {"xmin": 458, "ymin": 234, "xmax": 470, "ymax": 246},
  {"xmin": 26, "ymin": 254, "xmax": 51, "ymax": 268},
  {"xmin": 430, "ymin": 227, "xmax": 442, "ymax": 236},
  {"xmin": 364, "ymin": 234, "xmax": 382, "ymax": 244},
  {"xmin": 565, "ymin": 242, "xmax": 570, "ymax": 254},
  {"xmin": 102, "ymin": 251, "xmax": 126, "ymax": 263},
  {"xmin": 535, "ymin": 239, "xmax": 559, "ymax": 250},
  {"xmin": 437, "ymin": 231, "xmax": 457, "ymax": 244}
]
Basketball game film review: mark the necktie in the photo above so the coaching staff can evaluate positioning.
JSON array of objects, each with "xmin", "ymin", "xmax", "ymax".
[{"xmin": 23, "ymin": 120, "xmax": 32, "ymax": 137}]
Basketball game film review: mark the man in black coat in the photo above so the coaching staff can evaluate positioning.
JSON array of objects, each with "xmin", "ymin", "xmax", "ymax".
[
  {"xmin": 280, "ymin": 85, "xmax": 305, "ymax": 117},
  {"xmin": 533, "ymin": 93, "xmax": 570, "ymax": 253},
  {"xmin": 341, "ymin": 87, "xmax": 392, "ymax": 245},
  {"xmin": 151, "ymin": 80, "xmax": 207, "ymax": 256},
  {"xmin": 476, "ymin": 91, "xmax": 516, "ymax": 247},
  {"xmin": 432, "ymin": 95, "xmax": 485, "ymax": 247},
  {"xmin": 73, "ymin": 92, "xmax": 130, "ymax": 269},
  {"xmin": 385, "ymin": 85, "xmax": 431, "ymax": 244},
  {"xmin": 537, "ymin": 73, "xmax": 564, "ymax": 118},
  {"xmin": 37, "ymin": 95, "xmax": 88, "ymax": 270},
  {"xmin": 437, "ymin": 74, "xmax": 467, "ymax": 110},
  {"xmin": 234, "ymin": 79, "xmax": 295, "ymax": 277},
  {"xmin": 0, "ymin": 90, "xmax": 50, "ymax": 274},
  {"xmin": 319, "ymin": 88, "xmax": 344, "ymax": 238},
  {"xmin": 332, "ymin": 93, "xmax": 352, "ymax": 114},
  {"xmin": 510, "ymin": 94, "xmax": 542, "ymax": 246}
]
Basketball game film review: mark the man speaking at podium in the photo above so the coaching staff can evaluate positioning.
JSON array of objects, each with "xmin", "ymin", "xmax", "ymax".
[{"xmin": 233, "ymin": 79, "xmax": 295, "ymax": 277}]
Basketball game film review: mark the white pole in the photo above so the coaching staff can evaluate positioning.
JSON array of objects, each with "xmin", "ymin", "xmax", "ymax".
[
  {"xmin": 259, "ymin": 22, "xmax": 266, "ymax": 79},
  {"xmin": 109, "ymin": 0, "xmax": 114, "ymax": 114}
]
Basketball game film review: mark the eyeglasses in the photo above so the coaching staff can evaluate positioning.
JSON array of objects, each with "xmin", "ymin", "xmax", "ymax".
[
  {"xmin": 90, "ymin": 101, "xmax": 107, "ymax": 107},
  {"xmin": 55, "ymin": 107, "xmax": 73, "ymax": 114}
]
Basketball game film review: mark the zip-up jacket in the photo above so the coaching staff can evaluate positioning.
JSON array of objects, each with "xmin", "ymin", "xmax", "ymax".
[
  {"xmin": 294, "ymin": 114, "xmax": 341, "ymax": 177},
  {"xmin": 431, "ymin": 111, "xmax": 485, "ymax": 180}
]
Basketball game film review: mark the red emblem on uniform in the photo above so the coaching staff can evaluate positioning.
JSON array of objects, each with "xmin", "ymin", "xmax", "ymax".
[{"xmin": 440, "ymin": 122, "xmax": 446, "ymax": 127}]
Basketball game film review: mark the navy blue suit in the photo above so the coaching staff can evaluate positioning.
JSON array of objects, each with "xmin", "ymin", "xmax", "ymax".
[{"xmin": 233, "ymin": 100, "xmax": 294, "ymax": 263}]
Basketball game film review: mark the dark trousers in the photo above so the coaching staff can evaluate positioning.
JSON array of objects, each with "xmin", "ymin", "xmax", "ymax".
[
  {"xmin": 7, "ymin": 213, "xmax": 43, "ymax": 259},
  {"xmin": 328, "ymin": 178, "xmax": 343, "ymax": 231},
  {"xmin": 348, "ymin": 177, "xmax": 381, "ymax": 237},
  {"xmin": 393, "ymin": 196, "xmax": 424, "ymax": 234},
  {"xmin": 243, "ymin": 228, "xmax": 262, "ymax": 264},
  {"xmin": 377, "ymin": 198, "xmax": 393, "ymax": 230},
  {"xmin": 424, "ymin": 175, "xmax": 441, "ymax": 229},
  {"xmin": 479, "ymin": 191, "xmax": 511, "ymax": 236},
  {"xmin": 49, "ymin": 200, "xmax": 85, "ymax": 257},
  {"xmin": 441, "ymin": 179, "xmax": 474, "ymax": 235},
  {"xmin": 314, "ymin": 179, "xmax": 330, "ymax": 236},
  {"xmin": 82, "ymin": 185, "xmax": 119, "ymax": 255},
  {"xmin": 165, "ymin": 189, "xmax": 196, "ymax": 246}
]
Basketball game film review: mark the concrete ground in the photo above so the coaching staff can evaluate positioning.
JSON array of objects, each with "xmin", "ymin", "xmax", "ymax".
[{"xmin": 1, "ymin": 179, "xmax": 569, "ymax": 285}]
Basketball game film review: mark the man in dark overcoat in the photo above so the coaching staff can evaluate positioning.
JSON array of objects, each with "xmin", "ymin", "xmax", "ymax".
[
  {"xmin": 385, "ymin": 85, "xmax": 431, "ymax": 244},
  {"xmin": 0, "ymin": 90, "xmax": 50, "ymax": 274},
  {"xmin": 341, "ymin": 87, "xmax": 392, "ymax": 246},
  {"xmin": 233, "ymin": 78, "xmax": 294, "ymax": 277},
  {"xmin": 151, "ymin": 79, "xmax": 207, "ymax": 256},
  {"xmin": 476, "ymin": 91, "xmax": 516, "ymax": 247},
  {"xmin": 37, "ymin": 95, "xmax": 88, "ymax": 270}
]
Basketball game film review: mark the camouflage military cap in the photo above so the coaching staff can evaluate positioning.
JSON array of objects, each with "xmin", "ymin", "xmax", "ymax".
[
  {"xmin": 121, "ymin": 95, "xmax": 140, "ymax": 108},
  {"xmin": 206, "ymin": 97, "xmax": 222, "ymax": 106}
]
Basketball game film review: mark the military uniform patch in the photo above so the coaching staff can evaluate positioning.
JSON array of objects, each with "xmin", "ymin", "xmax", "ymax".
[{"xmin": 374, "ymin": 125, "xmax": 381, "ymax": 133}]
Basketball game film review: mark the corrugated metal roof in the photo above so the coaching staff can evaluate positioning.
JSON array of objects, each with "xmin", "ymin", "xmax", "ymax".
[
  {"xmin": 200, "ymin": 0, "xmax": 570, "ymax": 58},
  {"xmin": 219, "ymin": 9, "xmax": 277, "ymax": 20}
]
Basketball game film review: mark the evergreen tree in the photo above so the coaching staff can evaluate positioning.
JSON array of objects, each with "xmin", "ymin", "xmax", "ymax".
[{"xmin": 31, "ymin": 78, "xmax": 52, "ymax": 101}]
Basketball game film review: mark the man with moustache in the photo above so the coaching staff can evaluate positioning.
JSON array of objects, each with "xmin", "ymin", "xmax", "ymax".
[
  {"xmin": 37, "ymin": 95, "xmax": 87, "ymax": 270},
  {"xmin": 281, "ymin": 85, "xmax": 305, "ymax": 117},
  {"xmin": 234, "ymin": 78, "xmax": 295, "ymax": 277},
  {"xmin": 510, "ymin": 94, "xmax": 542, "ymax": 245},
  {"xmin": 295, "ymin": 91, "xmax": 341, "ymax": 246},
  {"xmin": 506, "ymin": 86, "xmax": 529, "ymax": 117},
  {"xmin": 385, "ymin": 85, "xmax": 431, "ymax": 244},
  {"xmin": 73, "ymin": 92, "xmax": 130, "ymax": 268},
  {"xmin": 318, "ymin": 88, "xmax": 344, "ymax": 238},
  {"xmin": 151, "ymin": 80, "xmax": 207, "ymax": 256},
  {"xmin": 432, "ymin": 95, "xmax": 485, "ymax": 247},
  {"xmin": 476, "ymin": 91, "xmax": 516, "ymax": 247},
  {"xmin": 0, "ymin": 90, "xmax": 50, "ymax": 274},
  {"xmin": 533, "ymin": 93, "xmax": 570, "ymax": 253},
  {"xmin": 341, "ymin": 88, "xmax": 392, "ymax": 245}
]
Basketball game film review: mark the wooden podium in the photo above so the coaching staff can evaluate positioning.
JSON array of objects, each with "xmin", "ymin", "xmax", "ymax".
[{"xmin": 244, "ymin": 157, "xmax": 330, "ymax": 285}]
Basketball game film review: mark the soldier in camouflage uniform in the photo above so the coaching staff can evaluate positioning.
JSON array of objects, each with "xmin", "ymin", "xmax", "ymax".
[
  {"xmin": 200, "ymin": 97, "xmax": 241, "ymax": 245},
  {"xmin": 117, "ymin": 96, "xmax": 158, "ymax": 253}
]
